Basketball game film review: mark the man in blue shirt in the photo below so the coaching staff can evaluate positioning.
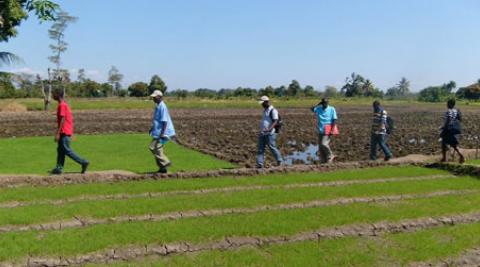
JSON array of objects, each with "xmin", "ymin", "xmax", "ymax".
[
  {"xmin": 311, "ymin": 98, "xmax": 337, "ymax": 163},
  {"xmin": 149, "ymin": 90, "xmax": 176, "ymax": 173}
]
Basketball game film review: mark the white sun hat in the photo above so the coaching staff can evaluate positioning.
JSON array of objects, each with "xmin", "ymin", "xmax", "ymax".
[
  {"xmin": 258, "ymin": 95, "xmax": 270, "ymax": 104},
  {"xmin": 150, "ymin": 90, "xmax": 163, "ymax": 97}
]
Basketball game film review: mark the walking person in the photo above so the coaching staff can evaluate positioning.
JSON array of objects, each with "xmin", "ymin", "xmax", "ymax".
[
  {"xmin": 256, "ymin": 96, "xmax": 283, "ymax": 168},
  {"xmin": 370, "ymin": 100, "xmax": 393, "ymax": 161},
  {"xmin": 149, "ymin": 90, "xmax": 176, "ymax": 173},
  {"xmin": 50, "ymin": 90, "xmax": 89, "ymax": 175},
  {"xmin": 311, "ymin": 98, "xmax": 338, "ymax": 163},
  {"xmin": 440, "ymin": 99, "xmax": 465, "ymax": 164}
]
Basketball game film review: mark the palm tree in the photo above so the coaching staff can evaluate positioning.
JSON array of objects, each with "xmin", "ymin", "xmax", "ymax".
[{"xmin": 0, "ymin": 52, "xmax": 22, "ymax": 67}]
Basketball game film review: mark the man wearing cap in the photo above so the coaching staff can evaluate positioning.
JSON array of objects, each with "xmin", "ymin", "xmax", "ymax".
[
  {"xmin": 149, "ymin": 90, "xmax": 175, "ymax": 173},
  {"xmin": 256, "ymin": 96, "xmax": 283, "ymax": 168},
  {"xmin": 311, "ymin": 98, "xmax": 337, "ymax": 163}
]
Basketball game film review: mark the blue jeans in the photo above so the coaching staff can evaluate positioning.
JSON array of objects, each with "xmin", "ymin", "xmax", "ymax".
[
  {"xmin": 370, "ymin": 133, "xmax": 392, "ymax": 160},
  {"xmin": 56, "ymin": 135, "xmax": 88, "ymax": 170},
  {"xmin": 256, "ymin": 133, "xmax": 283, "ymax": 168}
]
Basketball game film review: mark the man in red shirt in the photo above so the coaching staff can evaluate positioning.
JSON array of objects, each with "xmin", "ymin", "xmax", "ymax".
[{"xmin": 51, "ymin": 90, "xmax": 89, "ymax": 175}]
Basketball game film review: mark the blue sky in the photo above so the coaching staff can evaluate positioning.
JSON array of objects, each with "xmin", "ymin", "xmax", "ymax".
[{"xmin": 2, "ymin": 0, "xmax": 480, "ymax": 91}]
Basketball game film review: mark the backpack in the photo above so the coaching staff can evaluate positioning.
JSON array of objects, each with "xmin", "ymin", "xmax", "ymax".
[
  {"xmin": 386, "ymin": 116, "xmax": 395, "ymax": 135},
  {"xmin": 269, "ymin": 108, "xmax": 283, "ymax": 133},
  {"xmin": 446, "ymin": 109, "xmax": 462, "ymax": 135}
]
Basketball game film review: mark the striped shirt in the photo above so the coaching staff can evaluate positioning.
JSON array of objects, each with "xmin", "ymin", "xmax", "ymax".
[
  {"xmin": 372, "ymin": 108, "xmax": 387, "ymax": 135},
  {"xmin": 444, "ymin": 108, "xmax": 461, "ymax": 126}
]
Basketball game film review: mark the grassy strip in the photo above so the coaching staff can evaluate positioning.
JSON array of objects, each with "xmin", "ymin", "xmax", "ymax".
[
  {"xmin": 0, "ymin": 134, "xmax": 235, "ymax": 174},
  {"xmin": 0, "ymin": 176, "xmax": 474, "ymax": 226},
  {"xmin": 0, "ymin": 175, "xmax": 454, "ymax": 209},
  {"xmin": 469, "ymin": 159, "xmax": 480, "ymax": 165},
  {"xmin": 102, "ymin": 222, "xmax": 480, "ymax": 267},
  {"xmin": 2, "ymin": 193, "xmax": 480, "ymax": 262},
  {"xmin": 0, "ymin": 166, "xmax": 446, "ymax": 203}
]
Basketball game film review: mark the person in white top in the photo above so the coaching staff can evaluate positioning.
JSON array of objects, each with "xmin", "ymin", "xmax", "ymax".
[{"xmin": 256, "ymin": 96, "xmax": 283, "ymax": 168}]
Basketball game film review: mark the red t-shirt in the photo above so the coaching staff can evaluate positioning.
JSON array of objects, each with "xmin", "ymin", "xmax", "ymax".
[{"xmin": 57, "ymin": 101, "xmax": 74, "ymax": 136}]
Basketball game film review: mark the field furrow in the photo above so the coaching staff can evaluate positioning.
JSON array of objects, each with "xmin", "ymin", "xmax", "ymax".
[
  {"xmin": 92, "ymin": 222, "xmax": 480, "ymax": 267},
  {"xmin": 0, "ymin": 189, "xmax": 473, "ymax": 234},
  {"xmin": 0, "ymin": 174, "xmax": 454, "ymax": 209},
  {"xmin": 2, "ymin": 192, "xmax": 480, "ymax": 263},
  {"xmin": 0, "ymin": 176, "xmax": 476, "ymax": 226},
  {"xmin": 9, "ymin": 211, "xmax": 480, "ymax": 267}
]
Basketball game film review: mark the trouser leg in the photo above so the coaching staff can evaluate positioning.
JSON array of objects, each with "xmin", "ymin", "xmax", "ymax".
[
  {"xmin": 370, "ymin": 133, "xmax": 378, "ymax": 160},
  {"xmin": 149, "ymin": 139, "xmax": 170, "ymax": 168},
  {"xmin": 317, "ymin": 134, "xmax": 325, "ymax": 163},
  {"xmin": 256, "ymin": 135, "xmax": 267, "ymax": 168},
  {"xmin": 56, "ymin": 137, "xmax": 66, "ymax": 170},
  {"xmin": 266, "ymin": 134, "xmax": 283, "ymax": 165},
  {"xmin": 62, "ymin": 135, "xmax": 89, "ymax": 165},
  {"xmin": 321, "ymin": 135, "xmax": 333, "ymax": 162},
  {"xmin": 378, "ymin": 134, "xmax": 392, "ymax": 159}
]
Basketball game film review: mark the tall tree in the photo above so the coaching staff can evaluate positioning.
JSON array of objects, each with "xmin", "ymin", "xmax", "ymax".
[
  {"xmin": 341, "ymin": 73, "xmax": 365, "ymax": 97},
  {"xmin": 48, "ymin": 11, "xmax": 77, "ymax": 83},
  {"xmin": 128, "ymin": 82, "xmax": 149, "ymax": 97},
  {"xmin": 0, "ymin": 0, "xmax": 59, "ymax": 66},
  {"xmin": 362, "ymin": 79, "xmax": 374, "ymax": 96},
  {"xmin": 77, "ymin": 68, "xmax": 86, "ymax": 82},
  {"xmin": 287, "ymin": 80, "xmax": 301, "ymax": 97},
  {"xmin": 397, "ymin": 77, "xmax": 410, "ymax": 96},
  {"xmin": 148, "ymin": 74, "xmax": 167, "ymax": 95},
  {"xmin": 303, "ymin": 85, "xmax": 316, "ymax": 97},
  {"xmin": 445, "ymin": 80, "xmax": 456, "ymax": 93},
  {"xmin": 13, "ymin": 72, "xmax": 35, "ymax": 96},
  {"xmin": 108, "ymin": 66, "xmax": 123, "ymax": 96},
  {"xmin": 324, "ymin": 85, "xmax": 338, "ymax": 98},
  {"xmin": 0, "ymin": 72, "xmax": 15, "ymax": 98}
]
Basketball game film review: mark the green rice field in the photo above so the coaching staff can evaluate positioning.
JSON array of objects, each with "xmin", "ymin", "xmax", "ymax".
[{"xmin": 0, "ymin": 165, "xmax": 479, "ymax": 266}]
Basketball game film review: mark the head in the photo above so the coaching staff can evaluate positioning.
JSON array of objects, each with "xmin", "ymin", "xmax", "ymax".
[
  {"xmin": 52, "ymin": 89, "xmax": 64, "ymax": 102},
  {"xmin": 373, "ymin": 100, "xmax": 381, "ymax": 112},
  {"xmin": 447, "ymin": 99, "xmax": 456, "ymax": 109},
  {"xmin": 258, "ymin": 96, "xmax": 270, "ymax": 109},
  {"xmin": 320, "ymin": 98, "xmax": 329, "ymax": 109},
  {"xmin": 150, "ymin": 90, "xmax": 163, "ymax": 104}
]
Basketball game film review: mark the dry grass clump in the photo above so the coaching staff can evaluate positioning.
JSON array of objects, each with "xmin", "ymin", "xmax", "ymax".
[{"xmin": 0, "ymin": 102, "xmax": 28, "ymax": 112}]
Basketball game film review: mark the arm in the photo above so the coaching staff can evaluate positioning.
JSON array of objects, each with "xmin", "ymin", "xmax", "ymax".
[
  {"xmin": 329, "ymin": 108, "xmax": 337, "ymax": 136},
  {"xmin": 55, "ymin": 116, "xmax": 65, "ymax": 142},
  {"xmin": 263, "ymin": 109, "xmax": 279, "ymax": 133},
  {"xmin": 442, "ymin": 112, "xmax": 450, "ymax": 130},
  {"xmin": 380, "ymin": 111, "xmax": 387, "ymax": 130},
  {"xmin": 264, "ymin": 119, "xmax": 278, "ymax": 133},
  {"xmin": 160, "ymin": 122, "xmax": 168, "ymax": 138}
]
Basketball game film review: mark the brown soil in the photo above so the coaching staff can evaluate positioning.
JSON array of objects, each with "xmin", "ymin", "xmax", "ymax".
[
  {"xmin": 0, "ymin": 102, "xmax": 28, "ymax": 113},
  {"xmin": 0, "ymin": 161, "xmax": 429, "ymax": 188},
  {"xmin": 1, "ymin": 106, "xmax": 478, "ymax": 167}
]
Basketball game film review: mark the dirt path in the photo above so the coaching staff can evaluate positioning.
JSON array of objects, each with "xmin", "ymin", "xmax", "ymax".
[
  {"xmin": 8, "ymin": 211, "xmax": 480, "ymax": 267},
  {"xmin": 0, "ymin": 149, "xmax": 478, "ymax": 188}
]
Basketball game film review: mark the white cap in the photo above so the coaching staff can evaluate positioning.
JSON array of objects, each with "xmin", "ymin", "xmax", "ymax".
[
  {"xmin": 150, "ymin": 90, "xmax": 163, "ymax": 98},
  {"xmin": 258, "ymin": 95, "xmax": 270, "ymax": 104}
]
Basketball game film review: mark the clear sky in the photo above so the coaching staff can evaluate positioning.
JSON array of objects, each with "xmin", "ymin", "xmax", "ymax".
[{"xmin": 1, "ymin": 0, "xmax": 480, "ymax": 91}]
